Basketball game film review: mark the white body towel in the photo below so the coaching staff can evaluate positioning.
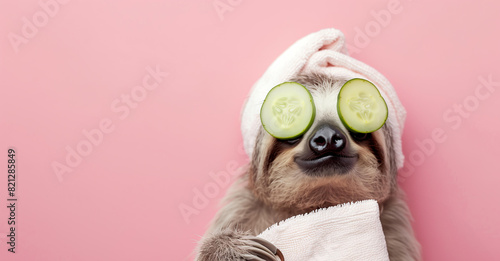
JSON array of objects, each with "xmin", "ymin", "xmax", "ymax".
[{"xmin": 258, "ymin": 200, "xmax": 389, "ymax": 261}]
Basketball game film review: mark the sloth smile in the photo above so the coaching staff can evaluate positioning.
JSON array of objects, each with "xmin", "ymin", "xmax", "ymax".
[{"xmin": 295, "ymin": 153, "xmax": 358, "ymax": 176}]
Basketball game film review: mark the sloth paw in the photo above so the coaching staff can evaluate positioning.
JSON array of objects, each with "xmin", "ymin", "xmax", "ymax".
[{"xmin": 197, "ymin": 229, "xmax": 283, "ymax": 261}]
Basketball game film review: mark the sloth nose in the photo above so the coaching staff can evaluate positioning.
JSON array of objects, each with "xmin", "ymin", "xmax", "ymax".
[{"xmin": 309, "ymin": 124, "xmax": 347, "ymax": 155}]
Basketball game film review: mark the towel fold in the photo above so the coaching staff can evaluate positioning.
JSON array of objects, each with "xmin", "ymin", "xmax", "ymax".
[{"xmin": 258, "ymin": 200, "xmax": 389, "ymax": 261}]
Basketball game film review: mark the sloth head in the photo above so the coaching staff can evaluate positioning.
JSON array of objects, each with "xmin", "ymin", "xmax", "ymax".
[{"xmin": 248, "ymin": 73, "xmax": 398, "ymax": 214}]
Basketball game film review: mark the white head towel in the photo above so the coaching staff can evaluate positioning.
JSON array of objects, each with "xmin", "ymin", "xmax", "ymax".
[
  {"xmin": 241, "ymin": 28, "xmax": 406, "ymax": 168},
  {"xmin": 258, "ymin": 200, "xmax": 389, "ymax": 261}
]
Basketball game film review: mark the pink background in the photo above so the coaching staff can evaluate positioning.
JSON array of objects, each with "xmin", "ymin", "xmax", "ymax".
[{"xmin": 1, "ymin": 0, "xmax": 500, "ymax": 260}]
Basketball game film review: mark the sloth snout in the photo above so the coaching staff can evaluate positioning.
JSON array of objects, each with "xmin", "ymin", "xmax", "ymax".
[{"xmin": 309, "ymin": 124, "xmax": 347, "ymax": 155}]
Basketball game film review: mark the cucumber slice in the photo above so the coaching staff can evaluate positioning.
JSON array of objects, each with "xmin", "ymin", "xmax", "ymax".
[
  {"xmin": 260, "ymin": 82, "xmax": 316, "ymax": 139},
  {"xmin": 337, "ymin": 78, "xmax": 388, "ymax": 133}
]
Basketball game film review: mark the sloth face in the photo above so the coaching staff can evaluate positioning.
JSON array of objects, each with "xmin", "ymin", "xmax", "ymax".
[{"xmin": 249, "ymin": 74, "xmax": 397, "ymax": 214}]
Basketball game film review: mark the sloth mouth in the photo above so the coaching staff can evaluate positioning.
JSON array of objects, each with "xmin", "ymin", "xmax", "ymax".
[{"xmin": 294, "ymin": 153, "xmax": 358, "ymax": 176}]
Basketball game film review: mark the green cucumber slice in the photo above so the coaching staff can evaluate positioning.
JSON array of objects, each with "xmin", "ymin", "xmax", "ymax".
[
  {"xmin": 337, "ymin": 78, "xmax": 388, "ymax": 133},
  {"xmin": 260, "ymin": 82, "xmax": 316, "ymax": 139}
]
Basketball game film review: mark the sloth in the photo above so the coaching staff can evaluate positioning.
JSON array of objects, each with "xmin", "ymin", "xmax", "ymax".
[{"xmin": 196, "ymin": 73, "xmax": 421, "ymax": 261}]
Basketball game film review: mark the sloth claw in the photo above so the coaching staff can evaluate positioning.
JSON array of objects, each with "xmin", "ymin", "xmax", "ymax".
[{"xmin": 242, "ymin": 236, "xmax": 283, "ymax": 261}]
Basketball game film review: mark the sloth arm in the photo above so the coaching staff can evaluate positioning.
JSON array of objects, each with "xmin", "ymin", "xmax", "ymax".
[
  {"xmin": 381, "ymin": 189, "xmax": 422, "ymax": 261},
  {"xmin": 195, "ymin": 178, "xmax": 286, "ymax": 260},
  {"xmin": 203, "ymin": 177, "xmax": 284, "ymax": 236}
]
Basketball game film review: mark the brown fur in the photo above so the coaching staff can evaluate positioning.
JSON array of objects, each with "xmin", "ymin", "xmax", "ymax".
[{"xmin": 196, "ymin": 74, "xmax": 421, "ymax": 260}]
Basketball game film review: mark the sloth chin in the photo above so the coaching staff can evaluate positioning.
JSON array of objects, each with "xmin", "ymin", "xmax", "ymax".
[{"xmin": 256, "ymin": 140, "xmax": 391, "ymax": 214}]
